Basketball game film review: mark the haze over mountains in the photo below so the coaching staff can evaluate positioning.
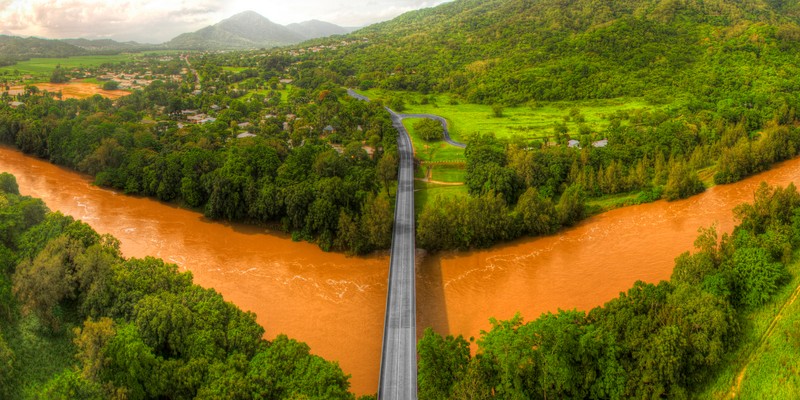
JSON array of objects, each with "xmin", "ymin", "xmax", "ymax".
[
  {"xmin": 166, "ymin": 11, "xmax": 356, "ymax": 50},
  {"xmin": 0, "ymin": 10, "xmax": 355, "ymax": 64}
]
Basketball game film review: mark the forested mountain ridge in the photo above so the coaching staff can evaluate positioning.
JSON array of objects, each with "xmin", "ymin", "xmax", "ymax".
[
  {"xmin": 313, "ymin": 0, "xmax": 800, "ymax": 105},
  {"xmin": 61, "ymin": 38, "xmax": 157, "ymax": 53},
  {"xmin": 0, "ymin": 35, "xmax": 87, "ymax": 66},
  {"xmin": 286, "ymin": 20, "xmax": 356, "ymax": 39}
]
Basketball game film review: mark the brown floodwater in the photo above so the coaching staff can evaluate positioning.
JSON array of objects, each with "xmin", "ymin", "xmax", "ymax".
[{"xmin": 2, "ymin": 145, "xmax": 800, "ymax": 394}]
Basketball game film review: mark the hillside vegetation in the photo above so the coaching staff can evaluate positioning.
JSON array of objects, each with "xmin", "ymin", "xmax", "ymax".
[
  {"xmin": 312, "ymin": 0, "xmax": 800, "ymax": 107},
  {"xmin": 0, "ymin": 36, "xmax": 87, "ymax": 67}
]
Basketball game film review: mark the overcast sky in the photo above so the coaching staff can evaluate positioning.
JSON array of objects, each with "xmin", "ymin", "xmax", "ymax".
[{"xmin": 0, "ymin": 0, "xmax": 452, "ymax": 43}]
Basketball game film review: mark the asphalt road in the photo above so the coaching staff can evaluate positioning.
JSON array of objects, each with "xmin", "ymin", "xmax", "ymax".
[
  {"xmin": 399, "ymin": 113, "xmax": 466, "ymax": 148},
  {"xmin": 346, "ymin": 89, "xmax": 459, "ymax": 399},
  {"xmin": 377, "ymin": 107, "xmax": 418, "ymax": 400}
]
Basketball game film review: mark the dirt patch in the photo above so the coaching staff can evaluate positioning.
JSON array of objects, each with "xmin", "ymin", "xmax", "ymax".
[{"xmin": 5, "ymin": 80, "xmax": 130, "ymax": 100}]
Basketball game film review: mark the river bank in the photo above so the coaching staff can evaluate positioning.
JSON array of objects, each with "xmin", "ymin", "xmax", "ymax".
[{"xmin": 3, "ymin": 145, "xmax": 800, "ymax": 394}]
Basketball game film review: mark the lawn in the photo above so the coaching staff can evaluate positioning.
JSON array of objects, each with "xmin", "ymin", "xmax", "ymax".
[
  {"xmin": 355, "ymin": 88, "xmax": 671, "ymax": 144},
  {"xmin": 0, "ymin": 54, "xmax": 135, "ymax": 81}
]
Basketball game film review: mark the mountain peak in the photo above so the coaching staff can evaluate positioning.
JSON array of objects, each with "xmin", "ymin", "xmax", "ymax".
[
  {"xmin": 222, "ymin": 10, "xmax": 272, "ymax": 23},
  {"xmin": 165, "ymin": 11, "xmax": 351, "ymax": 50}
]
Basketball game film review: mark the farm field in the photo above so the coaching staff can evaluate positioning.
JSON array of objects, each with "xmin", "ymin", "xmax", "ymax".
[
  {"xmin": 357, "ymin": 88, "xmax": 674, "ymax": 143},
  {"xmin": 4, "ymin": 80, "xmax": 130, "ymax": 99},
  {"xmin": 0, "ymin": 54, "xmax": 135, "ymax": 81}
]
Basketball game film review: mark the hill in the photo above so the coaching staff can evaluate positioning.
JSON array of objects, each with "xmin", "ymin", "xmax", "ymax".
[
  {"xmin": 60, "ymin": 38, "xmax": 156, "ymax": 53},
  {"xmin": 0, "ymin": 35, "xmax": 86, "ymax": 66},
  {"xmin": 309, "ymin": 0, "xmax": 800, "ymax": 105},
  {"xmin": 165, "ymin": 11, "xmax": 351, "ymax": 50},
  {"xmin": 286, "ymin": 19, "xmax": 355, "ymax": 39}
]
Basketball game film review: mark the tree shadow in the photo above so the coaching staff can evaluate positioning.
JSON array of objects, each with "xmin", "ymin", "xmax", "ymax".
[{"xmin": 416, "ymin": 249, "xmax": 451, "ymax": 340}]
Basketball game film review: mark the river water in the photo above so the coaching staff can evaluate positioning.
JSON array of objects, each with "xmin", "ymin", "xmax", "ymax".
[{"xmin": 2, "ymin": 145, "xmax": 799, "ymax": 394}]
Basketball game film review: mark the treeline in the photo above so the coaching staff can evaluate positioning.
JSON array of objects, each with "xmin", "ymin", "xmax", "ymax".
[
  {"xmin": 0, "ymin": 173, "xmax": 362, "ymax": 399},
  {"xmin": 417, "ymin": 112, "xmax": 800, "ymax": 251},
  {"xmin": 0, "ymin": 80, "xmax": 399, "ymax": 254},
  {"xmin": 417, "ymin": 182, "xmax": 800, "ymax": 399}
]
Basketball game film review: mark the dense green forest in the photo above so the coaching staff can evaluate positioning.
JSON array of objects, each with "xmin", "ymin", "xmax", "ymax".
[
  {"xmin": 417, "ymin": 181, "xmax": 800, "ymax": 398},
  {"xmin": 0, "ymin": 65, "xmax": 399, "ymax": 254},
  {"xmin": 0, "ymin": 173, "xmax": 362, "ymax": 399}
]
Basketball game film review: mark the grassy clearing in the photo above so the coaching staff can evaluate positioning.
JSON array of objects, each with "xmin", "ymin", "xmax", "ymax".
[
  {"xmin": 356, "ymin": 88, "xmax": 669, "ymax": 143},
  {"xmin": 695, "ymin": 255, "xmax": 800, "ymax": 399},
  {"xmin": 586, "ymin": 191, "xmax": 646, "ymax": 213},
  {"xmin": 0, "ymin": 54, "xmax": 134, "ymax": 81},
  {"xmin": 2, "ymin": 312, "xmax": 79, "ymax": 398},
  {"xmin": 222, "ymin": 66, "xmax": 250, "ymax": 73},
  {"xmin": 413, "ymin": 180, "xmax": 468, "ymax": 216},
  {"xmin": 735, "ymin": 290, "xmax": 800, "ymax": 399},
  {"xmin": 403, "ymin": 118, "xmax": 466, "ymax": 162},
  {"xmin": 428, "ymin": 164, "xmax": 466, "ymax": 183}
]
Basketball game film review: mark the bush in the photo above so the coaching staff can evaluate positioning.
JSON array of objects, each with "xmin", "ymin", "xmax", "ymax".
[
  {"xmin": 414, "ymin": 118, "xmax": 444, "ymax": 142},
  {"xmin": 102, "ymin": 81, "xmax": 119, "ymax": 91}
]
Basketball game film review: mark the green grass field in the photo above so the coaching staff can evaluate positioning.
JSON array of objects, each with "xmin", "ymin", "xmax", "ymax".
[
  {"xmin": 696, "ymin": 255, "xmax": 800, "ymax": 399},
  {"xmin": 402, "ymin": 118, "xmax": 466, "ymax": 162},
  {"xmin": 735, "ymin": 291, "xmax": 800, "ymax": 399},
  {"xmin": 414, "ymin": 180, "xmax": 469, "ymax": 216},
  {"xmin": 429, "ymin": 164, "xmax": 466, "ymax": 183},
  {"xmin": 356, "ymin": 88, "xmax": 667, "ymax": 143},
  {"xmin": 222, "ymin": 66, "xmax": 250, "ymax": 73},
  {"xmin": 0, "ymin": 54, "xmax": 134, "ymax": 81}
]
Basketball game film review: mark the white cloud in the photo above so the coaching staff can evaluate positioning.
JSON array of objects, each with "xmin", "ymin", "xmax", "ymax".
[{"xmin": 0, "ymin": 0, "xmax": 452, "ymax": 43}]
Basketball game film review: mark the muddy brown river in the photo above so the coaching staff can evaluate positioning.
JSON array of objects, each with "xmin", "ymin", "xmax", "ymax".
[{"xmin": 2, "ymin": 145, "xmax": 799, "ymax": 394}]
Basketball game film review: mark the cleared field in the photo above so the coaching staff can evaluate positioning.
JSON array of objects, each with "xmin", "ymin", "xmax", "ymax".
[
  {"xmin": 222, "ymin": 66, "xmax": 250, "ymax": 72},
  {"xmin": 358, "ymin": 88, "xmax": 666, "ymax": 143},
  {"xmin": 0, "ymin": 54, "xmax": 134, "ymax": 80},
  {"xmin": 5, "ymin": 80, "xmax": 130, "ymax": 99}
]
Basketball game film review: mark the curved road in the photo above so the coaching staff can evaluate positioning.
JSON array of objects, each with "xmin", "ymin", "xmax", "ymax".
[
  {"xmin": 347, "ymin": 89, "xmax": 462, "ymax": 399},
  {"xmin": 399, "ymin": 113, "xmax": 466, "ymax": 148}
]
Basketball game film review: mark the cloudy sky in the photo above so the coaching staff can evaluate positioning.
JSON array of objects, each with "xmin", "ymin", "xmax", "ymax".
[{"xmin": 0, "ymin": 0, "xmax": 452, "ymax": 43}]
